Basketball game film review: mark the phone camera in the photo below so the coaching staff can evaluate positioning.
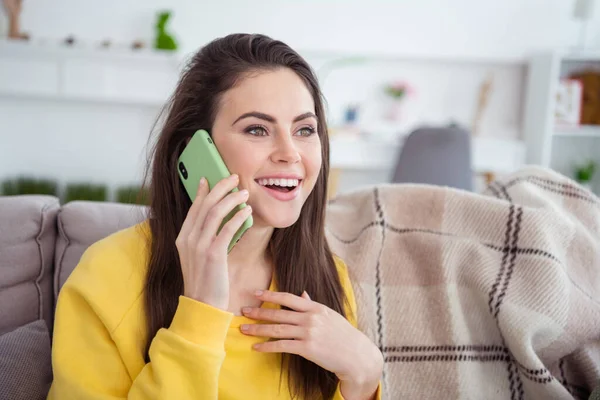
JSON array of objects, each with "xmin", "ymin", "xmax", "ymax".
[
  {"xmin": 178, "ymin": 162, "xmax": 188, "ymax": 179},
  {"xmin": 207, "ymin": 137, "xmax": 213, "ymax": 144}
]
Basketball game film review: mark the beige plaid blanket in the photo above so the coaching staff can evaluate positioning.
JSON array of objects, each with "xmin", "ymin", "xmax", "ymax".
[{"xmin": 325, "ymin": 166, "xmax": 600, "ymax": 399}]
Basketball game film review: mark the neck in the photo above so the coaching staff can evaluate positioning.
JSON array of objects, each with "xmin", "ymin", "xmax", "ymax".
[{"xmin": 227, "ymin": 219, "xmax": 274, "ymax": 275}]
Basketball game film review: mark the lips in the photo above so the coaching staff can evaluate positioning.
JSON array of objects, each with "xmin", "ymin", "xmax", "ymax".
[
  {"xmin": 255, "ymin": 179, "xmax": 302, "ymax": 201},
  {"xmin": 256, "ymin": 178, "xmax": 300, "ymax": 192}
]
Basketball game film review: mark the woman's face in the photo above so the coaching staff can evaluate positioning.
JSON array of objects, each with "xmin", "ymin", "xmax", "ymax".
[{"xmin": 211, "ymin": 68, "xmax": 322, "ymax": 229}]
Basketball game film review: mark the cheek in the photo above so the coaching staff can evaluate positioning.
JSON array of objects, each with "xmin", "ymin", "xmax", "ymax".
[
  {"xmin": 304, "ymin": 143, "xmax": 322, "ymax": 181},
  {"xmin": 219, "ymin": 142, "xmax": 260, "ymax": 173}
]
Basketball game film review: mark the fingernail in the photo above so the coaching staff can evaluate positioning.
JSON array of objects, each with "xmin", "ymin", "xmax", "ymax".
[
  {"xmin": 241, "ymin": 324, "xmax": 249, "ymax": 332},
  {"xmin": 231, "ymin": 174, "xmax": 239, "ymax": 181},
  {"xmin": 242, "ymin": 307, "xmax": 252, "ymax": 314},
  {"xmin": 254, "ymin": 290, "xmax": 263, "ymax": 296},
  {"xmin": 246, "ymin": 205, "xmax": 252, "ymax": 213},
  {"xmin": 199, "ymin": 177, "xmax": 206, "ymax": 186},
  {"xmin": 241, "ymin": 189, "xmax": 249, "ymax": 196}
]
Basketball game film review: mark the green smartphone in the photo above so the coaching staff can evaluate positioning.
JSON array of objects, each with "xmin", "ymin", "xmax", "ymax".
[{"xmin": 177, "ymin": 129, "xmax": 253, "ymax": 253}]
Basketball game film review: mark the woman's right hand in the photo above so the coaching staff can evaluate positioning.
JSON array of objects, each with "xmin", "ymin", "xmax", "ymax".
[{"xmin": 175, "ymin": 174, "xmax": 252, "ymax": 310}]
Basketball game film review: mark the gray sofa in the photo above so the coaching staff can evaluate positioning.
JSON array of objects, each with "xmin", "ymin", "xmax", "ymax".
[
  {"xmin": 0, "ymin": 195, "xmax": 147, "ymax": 400},
  {"xmin": 2, "ymin": 172, "xmax": 599, "ymax": 400}
]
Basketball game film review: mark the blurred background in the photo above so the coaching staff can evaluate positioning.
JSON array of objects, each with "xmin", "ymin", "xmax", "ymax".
[{"xmin": 1, "ymin": 0, "xmax": 600, "ymax": 203}]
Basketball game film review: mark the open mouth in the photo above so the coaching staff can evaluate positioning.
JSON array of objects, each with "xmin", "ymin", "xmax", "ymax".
[{"xmin": 255, "ymin": 178, "xmax": 301, "ymax": 193}]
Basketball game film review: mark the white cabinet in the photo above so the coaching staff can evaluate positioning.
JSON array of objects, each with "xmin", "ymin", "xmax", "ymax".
[
  {"xmin": 330, "ymin": 136, "xmax": 525, "ymax": 174},
  {"xmin": 0, "ymin": 39, "xmax": 182, "ymax": 106},
  {"xmin": 523, "ymin": 52, "xmax": 600, "ymax": 194}
]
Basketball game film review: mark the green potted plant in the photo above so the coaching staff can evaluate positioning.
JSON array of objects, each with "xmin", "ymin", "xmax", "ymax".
[
  {"xmin": 574, "ymin": 160, "xmax": 596, "ymax": 191},
  {"xmin": 154, "ymin": 11, "xmax": 178, "ymax": 51},
  {"xmin": 63, "ymin": 183, "xmax": 107, "ymax": 203},
  {"xmin": 1, "ymin": 176, "xmax": 58, "ymax": 196},
  {"xmin": 383, "ymin": 81, "xmax": 414, "ymax": 121},
  {"xmin": 116, "ymin": 185, "xmax": 150, "ymax": 205}
]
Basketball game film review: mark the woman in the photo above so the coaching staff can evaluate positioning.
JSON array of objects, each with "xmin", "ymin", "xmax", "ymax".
[{"xmin": 48, "ymin": 34, "xmax": 383, "ymax": 400}]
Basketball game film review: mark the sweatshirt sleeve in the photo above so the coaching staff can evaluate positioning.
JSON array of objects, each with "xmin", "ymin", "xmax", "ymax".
[
  {"xmin": 47, "ymin": 242, "xmax": 233, "ymax": 399},
  {"xmin": 128, "ymin": 297, "xmax": 233, "ymax": 399}
]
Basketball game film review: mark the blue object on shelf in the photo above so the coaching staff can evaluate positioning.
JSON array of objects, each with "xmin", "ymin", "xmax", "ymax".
[{"xmin": 344, "ymin": 105, "xmax": 359, "ymax": 124}]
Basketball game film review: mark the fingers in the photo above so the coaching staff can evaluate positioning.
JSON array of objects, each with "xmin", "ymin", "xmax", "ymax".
[
  {"xmin": 240, "ymin": 323, "xmax": 304, "ymax": 339},
  {"xmin": 177, "ymin": 174, "xmax": 245, "ymax": 257},
  {"xmin": 252, "ymin": 339, "xmax": 302, "ymax": 355},
  {"xmin": 212, "ymin": 204, "xmax": 252, "ymax": 250},
  {"xmin": 178, "ymin": 176, "xmax": 210, "ymax": 240},
  {"xmin": 193, "ymin": 174, "xmax": 240, "ymax": 235},
  {"xmin": 255, "ymin": 290, "xmax": 314, "ymax": 312},
  {"xmin": 202, "ymin": 174, "xmax": 241, "ymax": 209},
  {"xmin": 241, "ymin": 307, "xmax": 304, "ymax": 325},
  {"xmin": 199, "ymin": 188, "xmax": 249, "ymax": 240}
]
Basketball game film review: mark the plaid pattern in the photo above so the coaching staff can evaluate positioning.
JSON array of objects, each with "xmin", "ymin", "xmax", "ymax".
[{"xmin": 325, "ymin": 166, "xmax": 600, "ymax": 399}]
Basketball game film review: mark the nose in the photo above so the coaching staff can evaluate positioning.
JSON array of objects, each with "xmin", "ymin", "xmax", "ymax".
[{"xmin": 270, "ymin": 133, "xmax": 301, "ymax": 164}]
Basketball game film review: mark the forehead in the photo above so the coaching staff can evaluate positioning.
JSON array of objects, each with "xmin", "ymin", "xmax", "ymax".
[{"xmin": 218, "ymin": 68, "xmax": 316, "ymax": 120}]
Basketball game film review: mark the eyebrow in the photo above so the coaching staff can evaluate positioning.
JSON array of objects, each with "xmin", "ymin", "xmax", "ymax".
[{"xmin": 232, "ymin": 111, "xmax": 317, "ymax": 126}]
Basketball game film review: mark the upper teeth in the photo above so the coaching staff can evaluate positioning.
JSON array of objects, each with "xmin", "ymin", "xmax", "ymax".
[{"xmin": 258, "ymin": 178, "xmax": 299, "ymax": 187}]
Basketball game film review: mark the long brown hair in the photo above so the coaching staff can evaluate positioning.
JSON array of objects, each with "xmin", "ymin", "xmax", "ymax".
[{"xmin": 142, "ymin": 34, "xmax": 347, "ymax": 399}]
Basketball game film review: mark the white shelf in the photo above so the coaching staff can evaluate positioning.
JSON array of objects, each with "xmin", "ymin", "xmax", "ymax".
[
  {"xmin": 524, "ymin": 51, "xmax": 600, "ymax": 195},
  {"xmin": 524, "ymin": 51, "xmax": 600, "ymax": 166},
  {"xmin": 561, "ymin": 52, "xmax": 600, "ymax": 62},
  {"xmin": 0, "ymin": 39, "xmax": 182, "ymax": 107},
  {"xmin": 0, "ymin": 90, "xmax": 166, "ymax": 108},
  {"xmin": 554, "ymin": 126, "xmax": 600, "ymax": 138},
  {"xmin": 0, "ymin": 38, "xmax": 185, "ymax": 65},
  {"xmin": 300, "ymin": 48, "xmax": 523, "ymax": 66},
  {"xmin": 330, "ymin": 136, "xmax": 525, "ymax": 173}
]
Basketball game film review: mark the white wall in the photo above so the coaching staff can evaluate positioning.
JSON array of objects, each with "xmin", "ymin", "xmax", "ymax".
[
  {"xmin": 6, "ymin": 0, "xmax": 595, "ymax": 62},
  {"xmin": 315, "ymin": 58, "xmax": 524, "ymax": 139},
  {"xmin": 0, "ymin": 0, "xmax": 594, "ymax": 197},
  {"xmin": 0, "ymin": 98, "xmax": 158, "ymax": 192}
]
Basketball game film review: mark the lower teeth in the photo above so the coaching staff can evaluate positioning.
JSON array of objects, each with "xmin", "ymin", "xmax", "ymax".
[{"xmin": 266, "ymin": 185, "xmax": 292, "ymax": 192}]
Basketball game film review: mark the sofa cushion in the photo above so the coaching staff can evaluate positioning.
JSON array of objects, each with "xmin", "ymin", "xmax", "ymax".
[
  {"xmin": 0, "ymin": 319, "xmax": 52, "ymax": 400},
  {"xmin": 0, "ymin": 195, "xmax": 59, "ymax": 335},
  {"xmin": 54, "ymin": 201, "xmax": 147, "ymax": 299}
]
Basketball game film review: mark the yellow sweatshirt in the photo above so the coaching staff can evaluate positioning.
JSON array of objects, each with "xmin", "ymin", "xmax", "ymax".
[{"xmin": 48, "ymin": 222, "xmax": 379, "ymax": 399}]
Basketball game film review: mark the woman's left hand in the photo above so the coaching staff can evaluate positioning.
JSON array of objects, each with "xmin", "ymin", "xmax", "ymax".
[{"xmin": 240, "ymin": 290, "xmax": 383, "ymax": 400}]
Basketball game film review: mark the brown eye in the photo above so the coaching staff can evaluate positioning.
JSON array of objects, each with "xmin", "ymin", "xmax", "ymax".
[
  {"xmin": 245, "ymin": 125, "xmax": 268, "ymax": 136},
  {"xmin": 296, "ymin": 126, "xmax": 316, "ymax": 137}
]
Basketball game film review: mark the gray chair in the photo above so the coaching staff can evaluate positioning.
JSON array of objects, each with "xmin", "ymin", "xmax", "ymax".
[{"xmin": 391, "ymin": 126, "xmax": 473, "ymax": 191}]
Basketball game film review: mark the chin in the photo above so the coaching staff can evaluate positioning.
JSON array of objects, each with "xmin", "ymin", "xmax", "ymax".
[
  {"xmin": 255, "ymin": 210, "xmax": 302, "ymax": 229},
  {"xmin": 272, "ymin": 218, "xmax": 300, "ymax": 229}
]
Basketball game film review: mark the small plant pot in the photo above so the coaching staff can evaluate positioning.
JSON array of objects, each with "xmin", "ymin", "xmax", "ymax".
[{"xmin": 385, "ymin": 100, "xmax": 404, "ymax": 122}]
